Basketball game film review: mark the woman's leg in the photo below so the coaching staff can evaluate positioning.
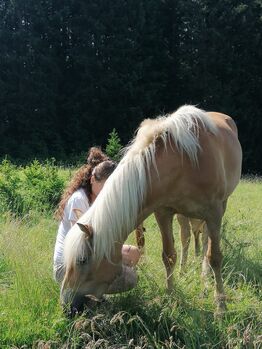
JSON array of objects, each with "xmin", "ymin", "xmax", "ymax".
[{"xmin": 121, "ymin": 245, "xmax": 141, "ymax": 266}]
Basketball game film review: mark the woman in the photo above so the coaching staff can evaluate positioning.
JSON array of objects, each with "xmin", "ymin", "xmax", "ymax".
[{"xmin": 53, "ymin": 147, "xmax": 140, "ymax": 283}]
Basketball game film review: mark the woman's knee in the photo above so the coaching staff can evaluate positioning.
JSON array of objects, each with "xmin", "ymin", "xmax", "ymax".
[{"xmin": 122, "ymin": 245, "xmax": 141, "ymax": 266}]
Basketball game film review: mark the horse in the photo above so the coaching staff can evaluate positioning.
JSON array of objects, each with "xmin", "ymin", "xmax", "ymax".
[{"xmin": 62, "ymin": 105, "xmax": 242, "ymax": 314}]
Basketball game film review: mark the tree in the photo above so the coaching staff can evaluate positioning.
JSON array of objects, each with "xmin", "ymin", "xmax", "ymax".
[
  {"xmin": 0, "ymin": 0, "xmax": 261, "ymax": 173},
  {"xmin": 105, "ymin": 129, "xmax": 123, "ymax": 162}
]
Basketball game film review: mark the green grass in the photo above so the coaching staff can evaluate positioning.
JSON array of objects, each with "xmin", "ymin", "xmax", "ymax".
[{"xmin": 0, "ymin": 179, "xmax": 261, "ymax": 348}]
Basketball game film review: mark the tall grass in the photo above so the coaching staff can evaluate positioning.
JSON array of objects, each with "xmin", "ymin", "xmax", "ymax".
[
  {"xmin": 0, "ymin": 178, "xmax": 261, "ymax": 348},
  {"xmin": 0, "ymin": 214, "xmax": 65, "ymax": 346}
]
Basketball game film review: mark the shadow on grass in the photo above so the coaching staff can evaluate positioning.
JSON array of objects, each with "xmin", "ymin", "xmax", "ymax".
[
  {"xmin": 60, "ymin": 220, "xmax": 262, "ymax": 349},
  {"xmin": 65, "ymin": 270, "xmax": 222, "ymax": 349},
  {"xmin": 221, "ymin": 221, "xmax": 262, "ymax": 292},
  {"xmin": 64, "ymin": 262, "xmax": 262, "ymax": 349}
]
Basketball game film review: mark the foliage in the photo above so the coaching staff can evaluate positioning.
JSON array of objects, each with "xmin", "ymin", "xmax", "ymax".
[
  {"xmin": 0, "ymin": 159, "xmax": 66, "ymax": 215},
  {"xmin": 106, "ymin": 128, "xmax": 123, "ymax": 162},
  {"xmin": 0, "ymin": 159, "xmax": 24, "ymax": 215},
  {"xmin": 0, "ymin": 0, "xmax": 261, "ymax": 173},
  {"xmin": 22, "ymin": 159, "xmax": 65, "ymax": 212}
]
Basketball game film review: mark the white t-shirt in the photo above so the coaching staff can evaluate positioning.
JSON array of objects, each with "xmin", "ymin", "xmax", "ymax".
[{"xmin": 53, "ymin": 188, "xmax": 90, "ymax": 273}]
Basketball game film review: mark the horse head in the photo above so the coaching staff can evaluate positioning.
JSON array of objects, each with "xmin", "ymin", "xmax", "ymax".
[{"xmin": 61, "ymin": 222, "xmax": 137, "ymax": 312}]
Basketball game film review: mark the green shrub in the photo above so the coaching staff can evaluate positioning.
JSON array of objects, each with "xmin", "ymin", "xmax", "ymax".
[
  {"xmin": 22, "ymin": 159, "xmax": 65, "ymax": 213},
  {"xmin": 0, "ymin": 159, "xmax": 66, "ymax": 216},
  {"xmin": 0, "ymin": 159, "xmax": 24, "ymax": 214},
  {"xmin": 106, "ymin": 129, "xmax": 123, "ymax": 162}
]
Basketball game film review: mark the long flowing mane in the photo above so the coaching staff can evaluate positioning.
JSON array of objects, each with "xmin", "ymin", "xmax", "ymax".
[{"xmin": 64, "ymin": 105, "xmax": 217, "ymax": 266}]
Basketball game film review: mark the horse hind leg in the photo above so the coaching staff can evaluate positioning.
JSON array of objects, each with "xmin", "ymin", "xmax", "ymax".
[
  {"xmin": 205, "ymin": 206, "xmax": 226, "ymax": 315},
  {"xmin": 154, "ymin": 208, "xmax": 176, "ymax": 292},
  {"xmin": 201, "ymin": 222, "xmax": 209, "ymax": 274},
  {"xmin": 177, "ymin": 214, "xmax": 191, "ymax": 273},
  {"xmin": 193, "ymin": 230, "xmax": 201, "ymax": 257},
  {"xmin": 190, "ymin": 218, "xmax": 205, "ymax": 257},
  {"xmin": 200, "ymin": 222, "xmax": 211, "ymax": 297},
  {"xmin": 135, "ymin": 224, "xmax": 146, "ymax": 255}
]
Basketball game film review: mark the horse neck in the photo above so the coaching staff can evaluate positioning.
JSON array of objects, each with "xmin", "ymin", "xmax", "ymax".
[{"xmin": 91, "ymin": 156, "xmax": 147, "ymax": 262}]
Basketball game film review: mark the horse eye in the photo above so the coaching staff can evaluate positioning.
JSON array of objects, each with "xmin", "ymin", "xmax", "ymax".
[{"xmin": 76, "ymin": 256, "xmax": 88, "ymax": 265}]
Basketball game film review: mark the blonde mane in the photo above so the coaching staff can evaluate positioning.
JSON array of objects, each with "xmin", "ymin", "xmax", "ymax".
[{"xmin": 64, "ymin": 105, "xmax": 217, "ymax": 266}]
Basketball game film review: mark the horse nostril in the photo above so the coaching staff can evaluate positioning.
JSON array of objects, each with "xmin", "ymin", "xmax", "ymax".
[
  {"xmin": 84, "ymin": 295, "xmax": 106, "ymax": 309},
  {"xmin": 76, "ymin": 256, "xmax": 87, "ymax": 265}
]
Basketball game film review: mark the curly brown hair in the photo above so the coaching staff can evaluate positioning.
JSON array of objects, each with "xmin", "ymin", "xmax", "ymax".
[{"xmin": 55, "ymin": 147, "xmax": 110, "ymax": 220}]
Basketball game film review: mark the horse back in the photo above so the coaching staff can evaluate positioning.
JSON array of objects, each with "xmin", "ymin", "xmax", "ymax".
[
  {"xmin": 204, "ymin": 112, "xmax": 242, "ymax": 193},
  {"xmin": 146, "ymin": 111, "xmax": 242, "ymax": 218}
]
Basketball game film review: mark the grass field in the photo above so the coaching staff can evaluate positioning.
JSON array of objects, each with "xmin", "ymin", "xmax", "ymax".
[{"xmin": 0, "ymin": 178, "xmax": 261, "ymax": 348}]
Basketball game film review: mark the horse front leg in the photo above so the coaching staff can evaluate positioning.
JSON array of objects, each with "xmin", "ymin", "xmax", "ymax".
[
  {"xmin": 177, "ymin": 214, "xmax": 191, "ymax": 273},
  {"xmin": 206, "ymin": 207, "xmax": 226, "ymax": 315},
  {"xmin": 154, "ymin": 208, "xmax": 176, "ymax": 292}
]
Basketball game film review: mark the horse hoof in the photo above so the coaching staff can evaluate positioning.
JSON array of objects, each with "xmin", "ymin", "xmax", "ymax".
[
  {"xmin": 200, "ymin": 288, "xmax": 209, "ymax": 299},
  {"xmin": 214, "ymin": 307, "xmax": 226, "ymax": 320},
  {"xmin": 214, "ymin": 295, "xmax": 227, "ymax": 320}
]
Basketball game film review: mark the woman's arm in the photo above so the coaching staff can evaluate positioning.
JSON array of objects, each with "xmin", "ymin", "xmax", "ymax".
[{"xmin": 69, "ymin": 208, "xmax": 84, "ymax": 227}]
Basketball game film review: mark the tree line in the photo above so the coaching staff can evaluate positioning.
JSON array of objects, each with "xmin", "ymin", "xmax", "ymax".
[{"xmin": 0, "ymin": 0, "xmax": 261, "ymax": 173}]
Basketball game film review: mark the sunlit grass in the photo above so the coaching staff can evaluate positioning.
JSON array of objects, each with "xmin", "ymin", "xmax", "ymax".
[
  {"xmin": 0, "ymin": 214, "xmax": 65, "ymax": 347},
  {"xmin": 0, "ymin": 179, "xmax": 261, "ymax": 348}
]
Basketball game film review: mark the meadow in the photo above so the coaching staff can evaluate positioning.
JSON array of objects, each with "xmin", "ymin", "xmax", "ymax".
[{"xmin": 0, "ymin": 161, "xmax": 261, "ymax": 348}]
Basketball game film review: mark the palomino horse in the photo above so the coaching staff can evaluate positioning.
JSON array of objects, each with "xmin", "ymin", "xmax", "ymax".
[{"xmin": 63, "ymin": 105, "xmax": 242, "ymax": 314}]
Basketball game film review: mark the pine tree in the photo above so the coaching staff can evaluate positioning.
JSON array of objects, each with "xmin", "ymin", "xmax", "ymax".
[{"xmin": 105, "ymin": 129, "xmax": 123, "ymax": 162}]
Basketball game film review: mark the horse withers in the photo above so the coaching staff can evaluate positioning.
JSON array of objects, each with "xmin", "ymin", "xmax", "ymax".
[{"xmin": 62, "ymin": 105, "xmax": 242, "ymax": 314}]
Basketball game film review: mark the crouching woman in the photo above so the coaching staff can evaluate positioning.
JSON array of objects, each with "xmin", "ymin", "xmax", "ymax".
[{"xmin": 53, "ymin": 147, "xmax": 140, "ymax": 314}]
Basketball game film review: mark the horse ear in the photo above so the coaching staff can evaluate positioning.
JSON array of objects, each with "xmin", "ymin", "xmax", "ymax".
[{"xmin": 77, "ymin": 223, "xmax": 93, "ymax": 238}]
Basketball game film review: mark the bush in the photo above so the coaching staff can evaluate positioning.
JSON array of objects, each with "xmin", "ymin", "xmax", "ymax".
[
  {"xmin": 0, "ymin": 159, "xmax": 66, "ymax": 216},
  {"xmin": 0, "ymin": 159, "xmax": 24, "ymax": 215},
  {"xmin": 22, "ymin": 159, "xmax": 65, "ymax": 213},
  {"xmin": 105, "ymin": 129, "xmax": 123, "ymax": 162}
]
